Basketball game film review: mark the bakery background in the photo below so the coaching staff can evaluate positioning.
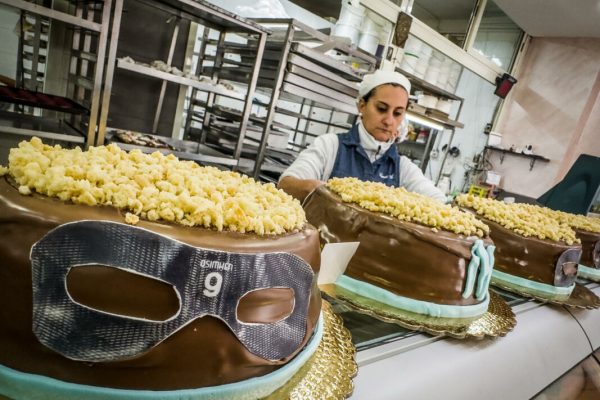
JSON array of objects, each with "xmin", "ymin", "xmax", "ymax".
[{"xmin": 0, "ymin": 0, "xmax": 599, "ymax": 398}]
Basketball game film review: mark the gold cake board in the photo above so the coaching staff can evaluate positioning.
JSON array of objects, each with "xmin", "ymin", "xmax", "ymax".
[
  {"xmin": 320, "ymin": 284, "xmax": 516, "ymax": 339},
  {"xmin": 265, "ymin": 300, "xmax": 357, "ymax": 399},
  {"xmin": 491, "ymin": 281, "xmax": 600, "ymax": 309}
]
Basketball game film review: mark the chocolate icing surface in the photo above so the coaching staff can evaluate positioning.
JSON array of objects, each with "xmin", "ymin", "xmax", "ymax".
[
  {"xmin": 482, "ymin": 216, "xmax": 581, "ymax": 285},
  {"xmin": 303, "ymin": 186, "xmax": 487, "ymax": 306},
  {"xmin": 0, "ymin": 177, "xmax": 321, "ymax": 390}
]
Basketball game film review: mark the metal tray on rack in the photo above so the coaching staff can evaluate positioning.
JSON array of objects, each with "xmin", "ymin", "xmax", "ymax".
[
  {"xmin": 116, "ymin": 59, "xmax": 245, "ymax": 100},
  {"xmin": 280, "ymin": 82, "xmax": 358, "ymax": 115},
  {"xmin": 0, "ymin": 86, "xmax": 89, "ymax": 115}
]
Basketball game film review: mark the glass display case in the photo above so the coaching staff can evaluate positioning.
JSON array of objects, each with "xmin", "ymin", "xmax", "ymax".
[{"xmin": 336, "ymin": 281, "xmax": 600, "ymax": 399}]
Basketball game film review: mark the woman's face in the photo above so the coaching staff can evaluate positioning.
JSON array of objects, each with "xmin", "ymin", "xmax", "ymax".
[{"xmin": 358, "ymin": 84, "xmax": 409, "ymax": 142}]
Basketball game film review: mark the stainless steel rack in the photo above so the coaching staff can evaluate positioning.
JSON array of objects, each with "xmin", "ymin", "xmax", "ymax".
[
  {"xmin": 194, "ymin": 18, "xmax": 377, "ymax": 181},
  {"xmin": 0, "ymin": 0, "xmax": 112, "ymax": 146},
  {"xmin": 249, "ymin": 19, "xmax": 379, "ymax": 180},
  {"xmin": 98, "ymin": 0, "xmax": 269, "ymax": 169},
  {"xmin": 17, "ymin": 11, "xmax": 49, "ymax": 93}
]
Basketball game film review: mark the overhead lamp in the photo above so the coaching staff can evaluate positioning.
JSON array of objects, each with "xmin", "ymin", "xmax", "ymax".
[{"xmin": 405, "ymin": 112, "xmax": 445, "ymax": 131}]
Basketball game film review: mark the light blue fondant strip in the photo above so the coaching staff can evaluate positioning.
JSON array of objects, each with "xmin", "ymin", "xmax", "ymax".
[
  {"xmin": 0, "ymin": 314, "xmax": 324, "ymax": 400},
  {"xmin": 492, "ymin": 269, "xmax": 575, "ymax": 297},
  {"xmin": 480, "ymin": 245, "xmax": 496, "ymax": 297},
  {"xmin": 578, "ymin": 264, "xmax": 600, "ymax": 281},
  {"xmin": 474, "ymin": 242, "xmax": 494, "ymax": 301},
  {"xmin": 462, "ymin": 241, "xmax": 481, "ymax": 299},
  {"xmin": 336, "ymin": 274, "xmax": 489, "ymax": 318}
]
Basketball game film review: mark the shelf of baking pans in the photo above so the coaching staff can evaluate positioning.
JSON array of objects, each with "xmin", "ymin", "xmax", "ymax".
[
  {"xmin": 0, "ymin": 86, "xmax": 89, "ymax": 115},
  {"xmin": 98, "ymin": 0, "xmax": 269, "ymax": 170},
  {"xmin": 0, "ymin": 109, "xmax": 86, "ymax": 144},
  {"xmin": 3, "ymin": 0, "xmax": 114, "ymax": 147},
  {"xmin": 214, "ymin": 18, "xmax": 376, "ymax": 180},
  {"xmin": 105, "ymin": 129, "xmax": 238, "ymax": 167},
  {"xmin": 116, "ymin": 59, "xmax": 245, "ymax": 101}
]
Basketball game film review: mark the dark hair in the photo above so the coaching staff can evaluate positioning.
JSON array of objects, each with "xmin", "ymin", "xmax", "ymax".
[{"xmin": 361, "ymin": 82, "xmax": 407, "ymax": 104}]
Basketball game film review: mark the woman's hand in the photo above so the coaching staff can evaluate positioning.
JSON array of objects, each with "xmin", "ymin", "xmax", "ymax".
[{"xmin": 278, "ymin": 176, "xmax": 324, "ymax": 203}]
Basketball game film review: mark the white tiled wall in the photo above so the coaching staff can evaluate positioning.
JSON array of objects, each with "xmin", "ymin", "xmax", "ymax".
[{"xmin": 0, "ymin": 5, "xmax": 19, "ymax": 81}]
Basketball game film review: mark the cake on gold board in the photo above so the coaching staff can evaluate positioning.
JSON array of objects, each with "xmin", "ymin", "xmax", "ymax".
[
  {"xmin": 541, "ymin": 209, "xmax": 600, "ymax": 282},
  {"xmin": 304, "ymin": 178, "xmax": 515, "ymax": 338},
  {"xmin": 0, "ymin": 138, "xmax": 356, "ymax": 399},
  {"xmin": 456, "ymin": 194, "xmax": 600, "ymax": 309}
]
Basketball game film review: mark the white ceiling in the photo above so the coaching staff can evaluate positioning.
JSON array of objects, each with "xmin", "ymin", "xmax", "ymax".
[{"xmin": 493, "ymin": 0, "xmax": 600, "ymax": 38}]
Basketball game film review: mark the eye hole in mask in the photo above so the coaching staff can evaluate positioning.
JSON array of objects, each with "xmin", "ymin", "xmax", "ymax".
[
  {"xmin": 67, "ymin": 265, "xmax": 180, "ymax": 322},
  {"xmin": 237, "ymin": 288, "xmax": 294, "ymax": 324}
]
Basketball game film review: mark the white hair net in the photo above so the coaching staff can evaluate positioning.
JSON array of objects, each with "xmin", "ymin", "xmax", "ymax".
[
  {"xmin": 358, "ymin": 70, "xmax": 412, "ymax": 100},
  {"xmin": 358, "ymin": 70, "xmax": 412, "ymax": 142}
]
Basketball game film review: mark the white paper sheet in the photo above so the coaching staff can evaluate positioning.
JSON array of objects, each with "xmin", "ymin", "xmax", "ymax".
[{"xmin": 317, "ymin": 242, "xmax": 360, "ymax": 285}]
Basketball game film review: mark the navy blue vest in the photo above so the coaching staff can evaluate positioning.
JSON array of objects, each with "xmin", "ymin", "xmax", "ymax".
[{"xmin": 330, "ymin": 125, "xmax": 400, "ymax": 187}]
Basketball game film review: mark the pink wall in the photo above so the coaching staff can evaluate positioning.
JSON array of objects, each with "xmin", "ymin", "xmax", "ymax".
[{"xmin": 494, "ymin": 37, "xmax": 600, "ymax": 198}]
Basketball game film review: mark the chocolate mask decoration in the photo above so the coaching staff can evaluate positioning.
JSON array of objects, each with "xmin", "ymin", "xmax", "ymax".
[
  {"xmin": 31, "ymin": 221, "xmax": 314, "ymax": 362},
  {"xmin": 554, "ymin": 248, "xmax": 581, "ymax": 287}
]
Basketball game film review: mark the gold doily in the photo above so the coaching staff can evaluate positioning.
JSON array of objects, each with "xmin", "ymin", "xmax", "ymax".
[
  {"xmin": 320, "ymin": 284, "xmax": 515, "ymax": 339},
  {"xmin": 491, "ymin": 280, "xmax": 600, "ymax": 309},
  {"xmin": 265, "ymin": 300, "xmax": 357, "ymax": 399}
]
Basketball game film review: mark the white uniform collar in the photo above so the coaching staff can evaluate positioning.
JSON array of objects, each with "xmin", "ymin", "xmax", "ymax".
[{"xmin": 357, "ymin": 120, "xmax": 394, "ymax": 163}]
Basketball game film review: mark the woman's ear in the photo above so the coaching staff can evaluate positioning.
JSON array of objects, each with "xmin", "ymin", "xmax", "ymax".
[{"xmin": 357, "ymin": 98, "xmax": 366, "ymax": 115}]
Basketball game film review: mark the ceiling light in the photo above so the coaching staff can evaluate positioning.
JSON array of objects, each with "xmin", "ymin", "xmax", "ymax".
[{"xmin": 405, "ymin": 112, "xmax": 445, "ymax": 131}]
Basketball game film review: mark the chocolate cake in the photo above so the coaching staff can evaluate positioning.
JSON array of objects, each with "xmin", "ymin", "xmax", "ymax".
[
  {"xmin": 304, "ymin": 179, "xmax": 495, "ymax": 319},
  {"xmin": 0, "ymin": 139, "xmax": 322, "ymax": 398},
  {"xmin": 456, "ymin": 195, "xmax": 582, "ymax": 300},
  {"xmin": 547, "ymin": 210, "xmax": 600, "ymax": 280},
  {"xmin": 577, "ymin": 228, "xmax": 600, "ymax": 269}
]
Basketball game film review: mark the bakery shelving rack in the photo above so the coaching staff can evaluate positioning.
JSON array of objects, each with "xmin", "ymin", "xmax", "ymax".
[
  {"xmin": 0, "ymin": 0, "xmax": 112, "ymax": 146},
  {"xmin": 395, "ymin": 66, "xmax": 465, "ymax": 179},
  {"xmin": 97, "ymin": 0, "xmax": 269, "ymax": 169},
  {"xmin": 191, "ymin": 18, "xmax": 377, "ymax": 181},
  {"xmin": 17, "ymin": 10, "xmax": 49, "ymax": 94}
]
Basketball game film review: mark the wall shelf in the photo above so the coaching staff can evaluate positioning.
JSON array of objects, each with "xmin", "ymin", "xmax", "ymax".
[
  {"xmin": 397, "ymin": 67, "xmax": 462, "ymax": 101},
  {"xmin": 484, "ymin": 145, "xmax": 550, "ymax": 171}
]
